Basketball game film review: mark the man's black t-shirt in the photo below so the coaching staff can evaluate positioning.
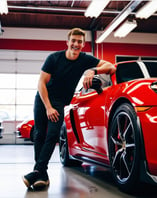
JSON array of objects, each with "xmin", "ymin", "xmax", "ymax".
[{"xmin": 39, "ymin": 50, "xmax": 99, "ymax": 105}]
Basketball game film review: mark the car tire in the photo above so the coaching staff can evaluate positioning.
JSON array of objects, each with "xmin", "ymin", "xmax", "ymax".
[
  {"xmin": 59, "ymin": 122, "xmax": 82, "ymax": 167},
  {"xmin": 109, "ymin": 103, "xmax": 140, "ymax": 193}
]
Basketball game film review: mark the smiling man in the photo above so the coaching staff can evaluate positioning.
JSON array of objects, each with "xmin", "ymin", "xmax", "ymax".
[{"xmin": 22, "ymin": 28, "xmax": 116, "ymax": 189}]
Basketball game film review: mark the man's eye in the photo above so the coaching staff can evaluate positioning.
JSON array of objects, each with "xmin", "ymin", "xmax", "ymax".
[
  {"xmin": 71, "ymin": 39, "xmax": 83, "ymax": 44},
  {"xmin": 78, "ymin": 40, "xmax": 83, "ymax": 44}
]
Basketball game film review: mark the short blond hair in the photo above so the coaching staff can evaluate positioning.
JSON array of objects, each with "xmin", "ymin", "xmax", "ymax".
[{"xmin": 68, "ymin": 28, "xmax": 86, "ymax": 42}]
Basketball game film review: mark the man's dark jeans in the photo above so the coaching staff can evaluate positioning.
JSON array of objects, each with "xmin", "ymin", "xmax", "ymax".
[{"xmin": 33, "ymin": 94, "xmax": 64, "ymax": 172}]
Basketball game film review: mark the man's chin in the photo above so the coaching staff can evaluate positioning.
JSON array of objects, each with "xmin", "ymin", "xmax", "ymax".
[{"xmin": 71, "ymin": 51, "xmax": 79, "ymax": 56}]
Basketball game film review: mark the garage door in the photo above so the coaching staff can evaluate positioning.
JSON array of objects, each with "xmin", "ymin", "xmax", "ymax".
[{"xmin": 0, "ymin": 50, "xmax": 51, "ymax": 144}]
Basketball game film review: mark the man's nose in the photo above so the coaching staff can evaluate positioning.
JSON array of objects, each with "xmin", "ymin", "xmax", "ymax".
[{"xmin": 74, "ymin": 41, "xmax": 79, "ymax": 45}]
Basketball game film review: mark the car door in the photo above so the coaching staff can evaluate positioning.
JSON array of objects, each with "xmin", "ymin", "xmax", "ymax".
[{"xmin": 71, "ymin": 74, "xmax": 111, "ymax": 161}]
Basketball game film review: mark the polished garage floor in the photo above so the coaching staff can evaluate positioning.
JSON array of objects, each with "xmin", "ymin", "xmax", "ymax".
[{"xmin": 0, "ymin": 145, "xmax": 157, "ymax": 198}]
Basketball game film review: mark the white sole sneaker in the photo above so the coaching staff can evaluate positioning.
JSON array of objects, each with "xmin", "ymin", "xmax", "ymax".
[
  {"xmin": 33, "ymin": 180, "xmax": 50, "ymax": 188},
  {"xmin": 22, "ymin": 176, "xmax": 30, "ymax": 188}
]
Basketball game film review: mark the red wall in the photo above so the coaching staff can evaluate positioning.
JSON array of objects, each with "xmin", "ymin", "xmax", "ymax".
[
  {"xmin": 96, "ymin": 43, "xmax": 157, "ymax": 64},
  {"xmin": 0, "ymin": 38, "xmax": 157, "ymax": 64},
  {"xmin": 0, "ymin": 39, "xmax": 92, "ymax": 52}
]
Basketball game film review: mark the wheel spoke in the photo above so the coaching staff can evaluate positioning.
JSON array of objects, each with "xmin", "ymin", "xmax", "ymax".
[
  {"xmin": 112, "ymin": 148, "xmax": 123, "ymax": 167},
  {"xmin": 111, "ymin": 136, "xmax": 122, "ymax": 147},
  {"xmin": 60, "ymin": 142, "xmax": 66, "ymax": 159},
  {"xmin": 123, "ymin": 122, "xmax": 131, "ymax": 139},
  {"xmin": 116, "ymin": 115, "xmax": 123, "ymax": 141},
  {"xmin": 60, "ymin": 136, "xmax": 66, "ymax": 142},
  {"xmin": 59, "ymin": 129, "xmax": 67, "ymax": 160},
  {"xmin": 126, "ymin": 143, "xmax": 135, "ymax": 148},
  {"xmin": 121, "ymin": 152, "xmax": 130, "ymax": 176},
  {"xmin": 110, "ymin": 136, "xmax": 123, "ymax": 167}
]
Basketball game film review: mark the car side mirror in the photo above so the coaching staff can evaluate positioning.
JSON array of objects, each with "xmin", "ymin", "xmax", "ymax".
[{"xmin": 90, "ymin": 77, "xmax": 103, "ymax": 94}]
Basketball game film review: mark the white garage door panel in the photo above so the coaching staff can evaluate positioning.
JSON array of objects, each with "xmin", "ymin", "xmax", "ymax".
[
  {"xmin": 0, "ymin": 60, "xmax": 16, "ymax": 73},
  {"xmin": 16, "ymin": 60, "xmax": 42, "ymax": 74},
  {"xmin": 0, "ymin": 50, "xmax": 16, "ymax": 60},
  {"xmin": 17, "ymin": 51, "xmax": 50, "ymax": 61},
  {"xmin": 0, "ymin": 50, "xmax": 51, "ymax": 74}
]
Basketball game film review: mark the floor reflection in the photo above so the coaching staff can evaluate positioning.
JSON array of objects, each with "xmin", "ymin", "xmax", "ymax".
[{"xmin": 0, "ymin": 145, "xmax": 157, "ymax": 198}]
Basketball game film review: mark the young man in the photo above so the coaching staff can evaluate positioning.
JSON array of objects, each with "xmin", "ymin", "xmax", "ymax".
[{"xmin": 22, "ymin": 28, "xmax": 116, "ymax": 189}]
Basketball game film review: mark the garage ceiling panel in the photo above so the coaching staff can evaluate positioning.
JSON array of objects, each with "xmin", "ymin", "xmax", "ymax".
[{"xmin": 0, "ymin": 0, "xmax": 156, "ymax": 34}]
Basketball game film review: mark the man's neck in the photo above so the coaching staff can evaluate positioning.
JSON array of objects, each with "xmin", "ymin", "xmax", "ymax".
[{"xmin": 65, "ymin": 50, "xmax": 80, "ymax": 60}]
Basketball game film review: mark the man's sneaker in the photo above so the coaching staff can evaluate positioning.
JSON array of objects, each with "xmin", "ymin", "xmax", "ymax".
[
  {"xmin": 22, "ymin": 171, "xmax": 39, "ymax": 188},
  {"xmin": 33, "ymin": 171, "xmax": 50, "ymax": 189}
]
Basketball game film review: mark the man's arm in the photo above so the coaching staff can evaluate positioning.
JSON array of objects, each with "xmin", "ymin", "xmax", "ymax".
[
  {"xmin": 83, "ymin": 60, "xmax": 116, "ymax": 89},
  {"xmin": 38, "ymin": 71, "xmax": 59, "ymax": 122},
  {"xmin": 95, "ymin": 60, "xmax": 116, "ymax": 75}
]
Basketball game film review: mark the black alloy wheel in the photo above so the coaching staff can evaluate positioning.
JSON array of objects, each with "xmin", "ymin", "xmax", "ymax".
[{"xmin": 109, "ymin": 103, "xmax": 140, "ymax": 193}]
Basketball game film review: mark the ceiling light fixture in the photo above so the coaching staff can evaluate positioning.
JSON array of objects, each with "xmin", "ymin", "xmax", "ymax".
[
  {"xmin": 85, "ymin": 0, "xmax": 110, "ymax": 18},
  {"xmin": 0, "ymin": 0, "xmax": 8, "ymax": 15},
  {"xmin": 96, "ymin": 0, "xmax": 142, "ymax": 43},
  {"xmin": 136, "ymin": 0, "xmax": 157, "ymax": 19},
  {"xmin": 114, "ymin": 19, "xmax": 137, "ymax": 38}
]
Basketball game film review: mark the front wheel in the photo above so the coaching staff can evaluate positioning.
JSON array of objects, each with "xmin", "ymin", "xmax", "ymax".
[
  {"xmin": 109, "ymin": 103, "xmax": 140, "ymax": 193},
  {"xmin": 59, "ymin": 122, "xmax": 82, "ymax": 167}
]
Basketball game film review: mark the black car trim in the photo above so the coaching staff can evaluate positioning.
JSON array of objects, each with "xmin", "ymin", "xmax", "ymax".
[
  {"xmin": 70, "ymin": 110, "xmax": 80, "ymax": 143},
  {"xmin": 70, "ymin": 155, "xmax": 111, "ymax": 169},
  {"xmin": 82, "ymin": 147, "xmax": 108, "ymax": 157}
]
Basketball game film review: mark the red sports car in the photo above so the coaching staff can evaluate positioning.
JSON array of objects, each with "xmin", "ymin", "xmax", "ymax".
[
  {"xmin": 16, "ymin": 119, "xmax": 34, "ymax": 142},
  {"xmin": 59, "ymin": 60, "xmax": 157, "ymax": 193}
]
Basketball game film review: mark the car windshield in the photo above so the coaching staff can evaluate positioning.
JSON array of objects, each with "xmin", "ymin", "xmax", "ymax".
[{"xmin": 116, "ymin": 61, "xmax": 157, "ymax": 84}]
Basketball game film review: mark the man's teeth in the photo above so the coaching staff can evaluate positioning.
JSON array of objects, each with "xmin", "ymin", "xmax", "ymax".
[{"xmin": 72, "ymin": 47, "xmax": 79, "ymax": 50}]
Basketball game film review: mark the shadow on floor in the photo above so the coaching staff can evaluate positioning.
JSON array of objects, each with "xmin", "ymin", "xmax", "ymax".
[{"xmin": 68, "ymin": 163, "xmax": 157, "ymax": 198}]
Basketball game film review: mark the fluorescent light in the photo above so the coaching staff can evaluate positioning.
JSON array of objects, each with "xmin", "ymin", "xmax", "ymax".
[
  {"xmin": 85, "ymin": 0, "xmax": 110, "ymax": 18},
  {"xmin": 136, "ymin": 0, "xmax": 157, "ymax": 19},
  {"xmin": 96, "ymin": 0, "xmax": 142, "ymax": 43},
  {"xmin": 114, "ymin": 20, "xmax": 137, "ymax": 38},
  {"xmin": 0, "ymin": 0, "xmax": 8, "ymax": 15}
]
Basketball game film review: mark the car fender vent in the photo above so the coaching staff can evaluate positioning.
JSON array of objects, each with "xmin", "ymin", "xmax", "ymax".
[{"xmin": 70, "ymin": 110, "xmax": 80, "ymax": 143}]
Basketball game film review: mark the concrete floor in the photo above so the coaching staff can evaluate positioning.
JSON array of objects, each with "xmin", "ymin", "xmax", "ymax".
[{"xmin": 0, "ymin": 145, "xmax": 157, "ymax": 198}]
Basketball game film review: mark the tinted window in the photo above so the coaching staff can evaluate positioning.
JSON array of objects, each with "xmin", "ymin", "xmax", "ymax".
[
  {"xmin": 116, "ymin": 62, "xmax": 144, "ymax": 84},
  {"xmin": 144, "ymin": 62, "xmax": 157, "ymax": 77}
]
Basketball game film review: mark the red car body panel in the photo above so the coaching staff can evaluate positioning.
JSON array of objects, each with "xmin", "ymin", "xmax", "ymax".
[
  {"xmin": 137, "ymin": 108, "xmax": 157, "ymax": 175},
  {"xmin": 64, "ymin": 61, "xmax": 157, "ymax": 181},
  {"xmin": 16, "ymin": 119, "xmax": 34, "ymax": 139}
]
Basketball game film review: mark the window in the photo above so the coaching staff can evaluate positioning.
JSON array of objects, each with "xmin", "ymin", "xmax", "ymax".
[
  {"xmin": 144, "ymin": 61, "xmax": 157, "ymax": 77},
  {"xmin": 116, "ymin": 62, "xmax": 144, "ymax": 84},
  {"xmin": 0, "ymin": 73, "xmax": 39, "ymax": 121},
  {"xmin": 116, "ymin": 55, "xmax": 157, "ymax": 63}
]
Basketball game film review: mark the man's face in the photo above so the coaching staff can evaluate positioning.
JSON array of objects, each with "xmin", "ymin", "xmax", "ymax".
[{"xmin": 66, "ymin": 34, "xmax": 85, "ymax": 57}]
